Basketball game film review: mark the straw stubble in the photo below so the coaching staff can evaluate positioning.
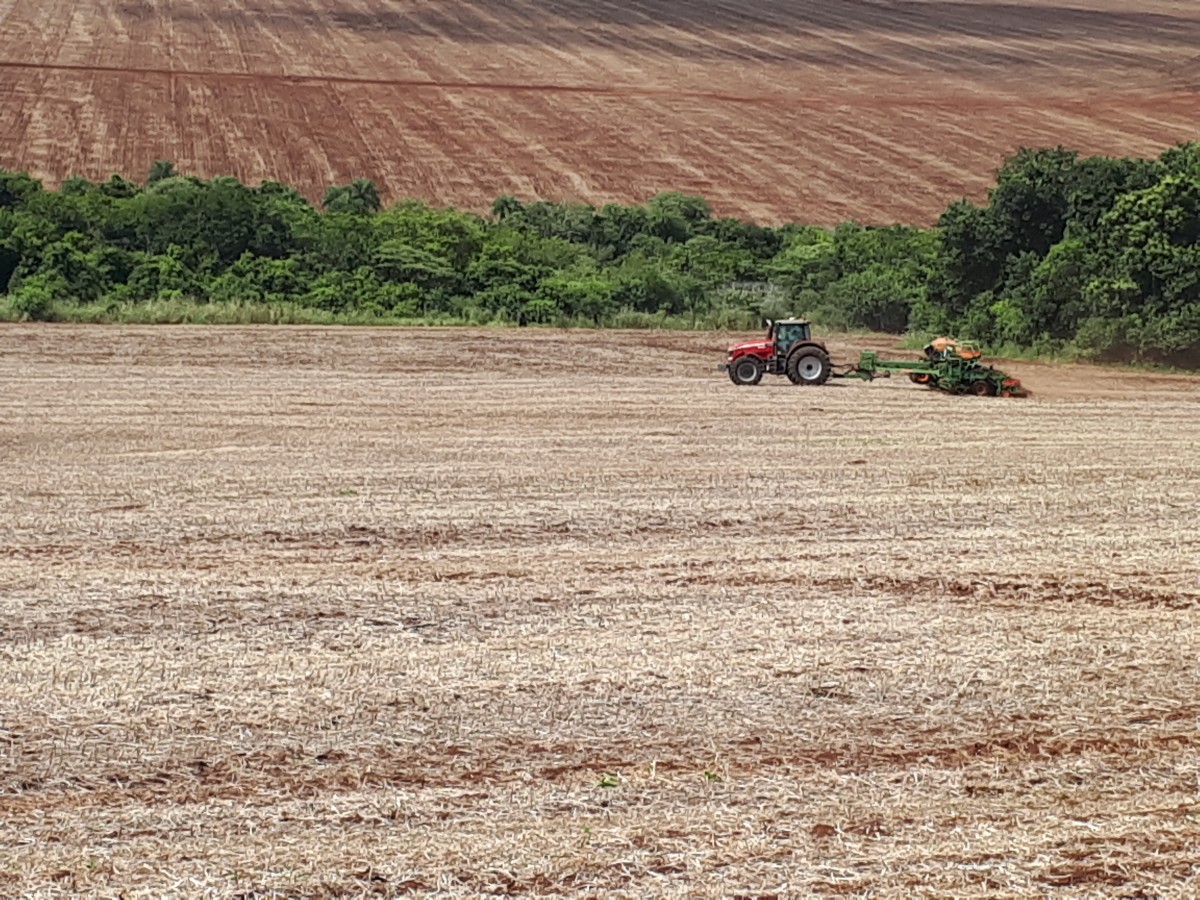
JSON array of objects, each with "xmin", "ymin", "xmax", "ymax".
[{"xmin": 1, "ymin": 325, "xmax": 1198, "ymax": 897}]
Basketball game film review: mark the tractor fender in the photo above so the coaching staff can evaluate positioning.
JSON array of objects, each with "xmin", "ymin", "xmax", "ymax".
[
  {"xmin": 719, "ymin": 351, "xmax": 766, "ymax": 374},
  {"xmin": 729, "ymin": 351, "xmax": 767, "ymax": 365}
]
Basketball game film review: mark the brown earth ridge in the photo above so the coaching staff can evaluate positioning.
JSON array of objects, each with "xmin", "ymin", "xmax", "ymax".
[{"xmin": 1, "ymin": 0, "xmax": 1199, "ymax": 223}]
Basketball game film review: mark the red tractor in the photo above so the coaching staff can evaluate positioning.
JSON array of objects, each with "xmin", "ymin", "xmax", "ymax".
[{"xmin": 718, "ymin": 318, "xmax": 832, "ymax": 386}]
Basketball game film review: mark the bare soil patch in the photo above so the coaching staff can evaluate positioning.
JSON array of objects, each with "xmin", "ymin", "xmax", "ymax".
[
  {"xmin": 1, "ymin": 325, "xmax": 1199, "ymax": 896},
  {"xmin": 1, "ymin": 0, "xmax": 1199, "ymax": 222}
]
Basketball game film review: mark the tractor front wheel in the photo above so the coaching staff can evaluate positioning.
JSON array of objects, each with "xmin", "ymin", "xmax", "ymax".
[
  {"xmin": 786, "ymin": 347, "xmax": 832, "ymax": 386},
  {"xmin": 728, "ymin": 356, "xmax": 764, "ymax": 386}
]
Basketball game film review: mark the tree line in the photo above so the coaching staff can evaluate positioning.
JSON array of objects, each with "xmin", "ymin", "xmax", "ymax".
[{"xmin": 2, "ymin": 144, "xmax": 1200, "ymax": 365}]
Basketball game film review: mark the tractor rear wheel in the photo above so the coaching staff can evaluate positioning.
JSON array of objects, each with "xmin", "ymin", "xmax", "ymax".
[
  {"xmin": 971, "ymin": 379, "xmax": 995, "ymax": 396},
  {"xmin": 728, "ymin": 356, "xmax": 764, "ymax": 386},
  {"xmin": 786, "ymin": 347, "xmax": 832, "ymax": 386}
]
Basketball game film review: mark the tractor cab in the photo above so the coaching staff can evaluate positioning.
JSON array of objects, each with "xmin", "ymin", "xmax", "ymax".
[{"xmin": 769, "ymin": 318, "xmax": 813, "ymax": 355}]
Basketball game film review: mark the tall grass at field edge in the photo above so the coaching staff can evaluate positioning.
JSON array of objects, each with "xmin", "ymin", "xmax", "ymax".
[{"xmin": 0, "ymin": 296, "xmax": 766, "ymax": 331}]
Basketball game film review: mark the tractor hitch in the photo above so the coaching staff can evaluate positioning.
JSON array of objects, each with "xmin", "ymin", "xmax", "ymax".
[{"xmin": 831, "ymin": 363, "xmax": 888, "ymax": 382}]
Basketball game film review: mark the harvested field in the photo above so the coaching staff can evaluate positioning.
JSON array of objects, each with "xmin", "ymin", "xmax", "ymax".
[
  {"xmin": 1, "ymin": 324, "xmax": 1199, "ymax": 897},
  {"xmin": 1, "ymin": 0, "xmax": 1200, "ymax": 222}
]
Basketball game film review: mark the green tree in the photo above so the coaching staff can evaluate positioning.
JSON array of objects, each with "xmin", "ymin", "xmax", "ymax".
[
  {"xmin": 7, "ymin": 271, "xmax": 68, "ymax": 320},
  {"xmin": 476, "ymin": 283, "xmax": 537, "ymax": 322},
  {"xmin": 1019, "ymin": 238, "xmax": 1093, "ymax": 341},
  {"xmin": 1094, "ymin": 174, "xmax": 1200, "ymax": 312},
  {"xmin": 491, "ymin": 195, "xmax": 523, "ymax": 221},
  {"xmin": 989, "ymin": 147, "xmax": 1081, "ymax": 257},
  {"xmin": 206, "ymin": 253, "xmax": 305, "ymax": 304},
  {"xmin": 645, "ymin": 192, "xmax": 711, "ymax": 243},
  {"xmin": 322, "ymin": 178, "xmax": 382, "ymax": 215},
  {"xmin": 0, "ymin": 171, "xmax": 41, "ymax": 208},
  {"xmin": 676, "ymin": 234, "xmax": 755, "ymax": 286},
  {"xmin": 374, "ymin": 201, "xmax": 485, "ymax": 272},
  {"xmin": 0, "ymin": 209, "xmax": 19, "ymax": 292},
  {"xmin": 257, "ymin": 180, "xmax": 310, "ymax": 205},
  {"xmin": 99, "ymin": 174, "xmax": 141, "ymax": 199},
  {"xmin": 147, "ymin": 160, "xmax": 178, "ymax": 184},
  {"xmin": 373, "ymin": 241, "xmax": 457, "ymax": 299},
  {"xmin": 23, "ymin": 231, "xmax": 115, "ymax": 302},
  {"xmin": 1159, "ymin": 142, "xmax": 1200, "ymax": 177},
  {"xmin": 125, "ymin": 246, "xmax": 199, "ymax": 300},
  {"xmin": 509, "ymin": 200, "xmax": 595, "ymax": 243},
  {"xmin": 815, "ymin": 265, "xmax": 921, "ymax": 333},
  {"xmin": 60, "ymin": 176, "xmax": 94, "ymax": 197},
  {"xmin": 539, "ymin": 274, "xmax": 616, "ymax": 324},
  {"xmin": 589, "ymin": 203, "xmax": 650, "ymax": 259},
  {"xmin": 294, "ymin": 211, "xmax": 376, "ymax": 272}
]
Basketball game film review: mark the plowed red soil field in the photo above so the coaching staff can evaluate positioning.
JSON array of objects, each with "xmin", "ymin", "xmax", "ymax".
[
  {"xmin": 2, "ymin": 325, "xmax": 1199, "ymax": 896},
  {"xmin": 1, "ymin": 0, "xmax": 1199, "ymax": 223}
]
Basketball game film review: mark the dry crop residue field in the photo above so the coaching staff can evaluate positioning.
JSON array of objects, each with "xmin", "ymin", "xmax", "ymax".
[
  {"xmin": 2, "ymin": 0, "xmax": 1200, "ymax": 222},
  {"xmin": 2, "ymin": 325, "xmax": 1200, "ymax": 897}
]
